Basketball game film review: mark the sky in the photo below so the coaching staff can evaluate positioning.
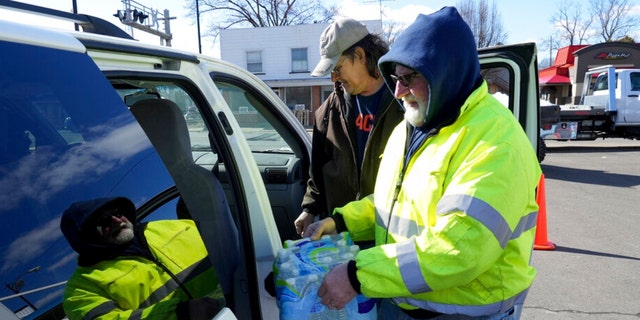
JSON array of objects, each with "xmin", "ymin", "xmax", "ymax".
[{"xmin": 1, "ymin": 0, "xmax": 639, "ymax": 59}]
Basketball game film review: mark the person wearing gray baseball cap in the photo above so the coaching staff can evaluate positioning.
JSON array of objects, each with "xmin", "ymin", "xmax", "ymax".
[
  {"xmin": 311, "ymin": 19, "xmax": 370, "ymax": 77},
  {"xmin": 295, "ymin": 18, "xmax": 404, "ymax": 239}
]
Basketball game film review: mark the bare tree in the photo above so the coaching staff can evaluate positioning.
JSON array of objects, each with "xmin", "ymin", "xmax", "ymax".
[
  {"xmin": 186, "ymin": 0, "xmax": 338, "ymax": 41},
  {"xmin": 456, "ymin": 0, "xmax": 508, "ymax": 48},
  {"xmin": 589, "ymin": 0, "xmax": 639, "ymax": 42},
  {"xmin": 382, "ymin": 19, "xmax": 404, "ymax": 46},
  {"xmin": 550, "ymin": 0, "xmax": 638, "ymax": 45},
  {"xmin": 550, "ymin": 0, "xmax": 593, "ymax": 45},
  {"xmin": 538, "ymin": 35, "xmax": 565, "ymax": 69}
]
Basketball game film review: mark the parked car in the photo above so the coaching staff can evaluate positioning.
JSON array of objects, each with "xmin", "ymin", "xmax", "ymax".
[{"xmin": 0, "ymin": 3, "xmax": 540, "ymax": 319}]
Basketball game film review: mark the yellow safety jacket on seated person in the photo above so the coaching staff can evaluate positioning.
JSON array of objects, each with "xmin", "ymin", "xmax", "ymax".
[
  {"xmin": 335, "ymin": 81, "xmax": 542, "ymax": 317},
  {"xmin": 62, "ymin": 217, "xmax": 221, "ymax": 320}
]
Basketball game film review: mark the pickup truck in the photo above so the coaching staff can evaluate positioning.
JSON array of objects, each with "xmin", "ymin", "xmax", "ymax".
[
  {"xmin": 540, "ymin": 66, "xmax": 640, "ymax": 141},
  {"xmin": 0, "ymin": 2, "xmax": 542, "ymax": 319}
]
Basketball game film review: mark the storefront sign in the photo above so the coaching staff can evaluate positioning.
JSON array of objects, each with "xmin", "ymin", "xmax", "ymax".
[{"xmin": 594, "ymin": 52, "xmax": 631, "ymax": 60}]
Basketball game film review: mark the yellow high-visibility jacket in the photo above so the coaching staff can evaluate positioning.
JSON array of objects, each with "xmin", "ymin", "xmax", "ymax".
[
  {"xmin": 63, "ymin": 220, "xmax": 220, "ymax": 320},
  {"xmin": 336, "ymin": 81, "xmax": 542, "ymax": 316}
]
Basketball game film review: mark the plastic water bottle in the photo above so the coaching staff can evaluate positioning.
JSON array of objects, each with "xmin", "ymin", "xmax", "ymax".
[
  {"xmin": 278, "ymin": 273, "xmax": 323, "ymax": 320},
  {"xmin": 322, "ymin": 308, "xmax": 348, "ymax": 320}
]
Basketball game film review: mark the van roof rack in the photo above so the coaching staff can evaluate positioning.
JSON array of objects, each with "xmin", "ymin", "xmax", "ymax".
[{"xmin": 0, "ymin": 0, "xmax": 134, "ymax": 40}]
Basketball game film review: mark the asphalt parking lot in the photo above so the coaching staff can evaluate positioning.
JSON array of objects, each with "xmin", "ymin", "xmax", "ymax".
[{"xmin": 521, "ymin": 139, "xmax": 640, "ymax": 319}]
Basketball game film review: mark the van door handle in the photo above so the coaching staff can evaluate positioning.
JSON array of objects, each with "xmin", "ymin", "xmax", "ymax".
[{"xmin": 628, "ymin": 94, "xmax": 639, "ymax": 98}]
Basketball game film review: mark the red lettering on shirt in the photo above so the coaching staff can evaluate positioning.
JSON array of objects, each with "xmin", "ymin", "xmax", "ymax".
[{"xmin": 355, "ymin": 114, "xmax": 374, "ymax": 132}]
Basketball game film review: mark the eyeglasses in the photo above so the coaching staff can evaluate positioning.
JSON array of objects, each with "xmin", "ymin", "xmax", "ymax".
[
  {"xmin": 390, "ymin": 72, "xmax": 420, "ymax": 89},
  {"xmin": 332, "ymin": 57, "xmax": 348, "ymax": 77}
]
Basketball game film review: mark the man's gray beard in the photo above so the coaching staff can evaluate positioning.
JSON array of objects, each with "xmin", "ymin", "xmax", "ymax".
[
  {"xmin": 404, "ymin": 99, "xmax": 428, "ymax": 127},
  {"xmin": 106, "ymin": 222, "xmax": 134, "ymax": 245}
]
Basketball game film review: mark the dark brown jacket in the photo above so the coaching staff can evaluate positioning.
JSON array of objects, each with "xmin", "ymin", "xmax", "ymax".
[{"xmin": 301, "ymin": 83, "xmax": 404, "ymax": 218}]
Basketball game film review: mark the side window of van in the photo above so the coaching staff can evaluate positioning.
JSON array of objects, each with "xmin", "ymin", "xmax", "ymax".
[
  {"xmin": 112, "ymin": 79, "xmax": 225, "ymax": 222},
  {"xmin": 212, "ymin": 77, "xmax": 308, "ymax": 240},
  {"xmin": 0, "ymin": 42, "xmax": 172, "ymax": 319}
]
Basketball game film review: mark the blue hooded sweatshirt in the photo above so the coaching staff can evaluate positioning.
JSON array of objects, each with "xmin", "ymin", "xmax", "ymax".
[{"xmin": 378, "ymin": 6, "xmax": 483, "ymax": 134}]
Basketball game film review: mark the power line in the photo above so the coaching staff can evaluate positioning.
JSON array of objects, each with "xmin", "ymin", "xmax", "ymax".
[{"xmin": 362, "ymin": 0, "xmax": 394, "ymax": 22}]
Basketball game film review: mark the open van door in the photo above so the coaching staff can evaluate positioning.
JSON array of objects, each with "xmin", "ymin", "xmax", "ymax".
[{"xmin": 478, "ymin": 43, "xmax": 542, "ymax": 161}]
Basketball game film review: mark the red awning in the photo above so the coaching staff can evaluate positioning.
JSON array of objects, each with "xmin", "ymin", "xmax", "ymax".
[{"xmin": 539, "ymin": 74, "xmax": 570, "ymax": 84}]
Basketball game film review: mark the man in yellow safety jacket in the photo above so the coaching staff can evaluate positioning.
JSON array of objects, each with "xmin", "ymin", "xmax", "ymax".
[
  {"xmin": 306, "ymin": 7, "xmax": 542, "ymax": 319},
  {"xmin": 60, "ymin": 196, "xmax": 223, "ymax": 320}
]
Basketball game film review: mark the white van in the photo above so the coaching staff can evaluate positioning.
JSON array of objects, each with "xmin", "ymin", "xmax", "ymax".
[{"xmin": 0, "ymin": 3, "xmax": 540, "ymax": 319}]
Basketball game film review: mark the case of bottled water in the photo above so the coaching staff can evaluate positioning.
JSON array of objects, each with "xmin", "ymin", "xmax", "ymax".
[{"xmin": 273, "ymin": 232, "xmax": 377, "ymax": 320}]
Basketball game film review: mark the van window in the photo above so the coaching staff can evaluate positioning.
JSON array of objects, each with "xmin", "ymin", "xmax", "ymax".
[
  {"xmin": 0, "ymin": 41, "xmax": 172, "ymax": 318},
  {"xmin": 212, "ymin": 75, "xmax": 308, "ymax": 240}
]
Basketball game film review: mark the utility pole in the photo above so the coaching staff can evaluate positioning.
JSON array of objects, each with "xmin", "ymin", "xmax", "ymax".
[
  {"xmin": 196, "ymin": 0, "xmax": 202, "ymax": 53},
  {"xmin": 363, "ymin": 0, "xmax": 393, "ymax": 22}
]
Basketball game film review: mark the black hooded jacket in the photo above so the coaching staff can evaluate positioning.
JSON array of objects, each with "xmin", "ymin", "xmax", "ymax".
[{"xmin": 60, "ymin": 197, "xmax": 153, "ymax": 267}]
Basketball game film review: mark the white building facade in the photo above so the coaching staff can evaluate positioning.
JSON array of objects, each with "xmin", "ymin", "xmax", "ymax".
[{"xmin": 220, "ymin": 20, "xmax": 383, "ymax": 126}]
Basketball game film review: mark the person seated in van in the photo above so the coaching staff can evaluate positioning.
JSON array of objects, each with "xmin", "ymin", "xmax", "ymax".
[{"xmin": 60, "ymin": 196, "xmax": 223, "ymax": 320}]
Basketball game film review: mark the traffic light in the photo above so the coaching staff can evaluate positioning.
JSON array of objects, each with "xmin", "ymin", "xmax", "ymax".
[
  {"xmin": 113, "ymin": 10, "xmax": 125, "ymax": 22},
  {"xmin": 133, "ymin": 9, "xmax": 148, "ymax": 24}
]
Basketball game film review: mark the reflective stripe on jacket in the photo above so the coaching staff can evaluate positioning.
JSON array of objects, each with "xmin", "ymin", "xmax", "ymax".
[
  {"xmin": 63, "ymin": 220, "xmax": 220, "ymax": 320},
  {"xmin": 336, "ymin": 81, "xmax": 542, "ymax": 316}
]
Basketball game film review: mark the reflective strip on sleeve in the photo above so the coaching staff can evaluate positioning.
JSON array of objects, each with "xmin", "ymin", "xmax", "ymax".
[
  {"xmin": 511, "ymin": 211, "xmax": 538, "ymax": 239},
  {"xmin": 376, "ymin": 207, "xmax": 388, "ymax": 228},
  {"xmin": 129, "ymin": 308, "xmax": 143, "ymax": 320},
  {"xmin": 397, "ymin": 238, "xmax": 432, "ymax": 294},
  {"xmin": 378, "ymin": 195, "xmax": 537, "ymax": 245},
  {"xmin": 138, "ymin": 277, "xmax": 180, "ymax": 308},
  {"xmin": 81, "ymin": 301, "xmax": 117, "ymax": 320},
  {"xmin": 437, "ymin": 194, "xmax": 513, "ymax": 248},
  {"xmin": 139, "ymin": 257, "xmax": 213, "ymax": 307},
  {"xmin": 180, "ymin": 254, "xmax": 214, "ymax": 283},
  {"xmin": 393, "ymin": 287, "xmax": 529, "ymax": 317},
  {"xmin": 376, "ymin": 208, "xmax": 425, "ymax": 237}
]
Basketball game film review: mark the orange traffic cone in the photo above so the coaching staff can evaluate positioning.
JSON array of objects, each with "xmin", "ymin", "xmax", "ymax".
[{"xmin": 534, "ymin": 174, "xmax": 556, "ymax": 250}]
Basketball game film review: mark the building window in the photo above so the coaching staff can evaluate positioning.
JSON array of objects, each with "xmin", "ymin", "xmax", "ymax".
[
  {"xmin": 246, "ymin": 51, "xmax": 262, "ymax": 73},
  {"xmin": 291, "ymin": 48, "xmax": 308, "ymax": 73},
  {"xmin": 284, "ymin": 86, "xmax": 311, "ymax": 125}
]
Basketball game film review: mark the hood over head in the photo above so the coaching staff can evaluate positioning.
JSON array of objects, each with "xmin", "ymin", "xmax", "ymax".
[
  {"xmin": 378, "ymin": 6, "xmax": 482, "ymax": 128},
  {"xmin": 60, "ymin": 197, "xmax": 137, "ymax": 262}
]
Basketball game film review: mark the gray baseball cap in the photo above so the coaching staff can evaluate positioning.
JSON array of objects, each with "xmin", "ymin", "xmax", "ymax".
[{"xmin": 311, "ymin": 18, "xmax": 369, "ymax": 77}]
